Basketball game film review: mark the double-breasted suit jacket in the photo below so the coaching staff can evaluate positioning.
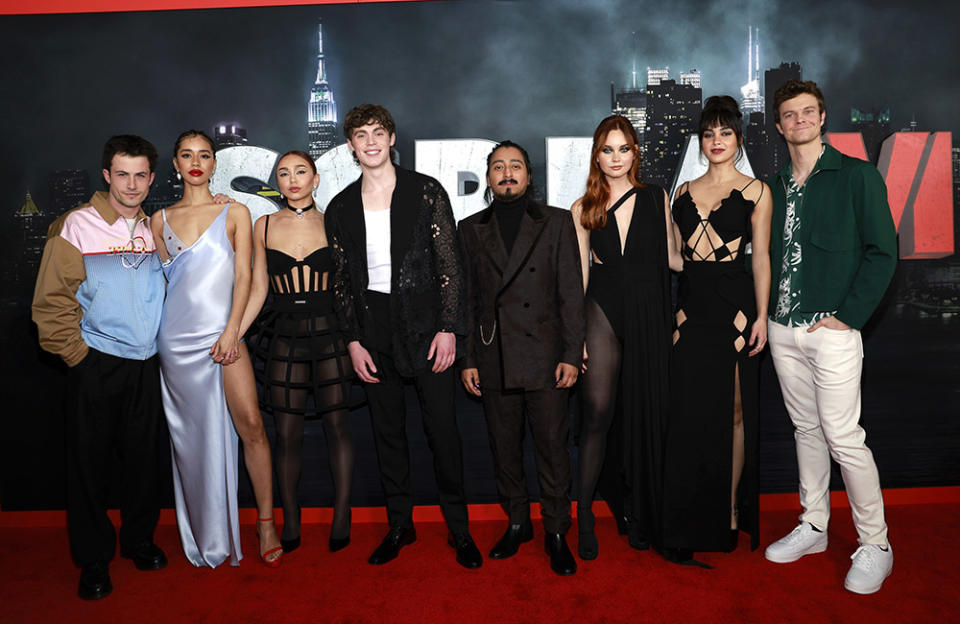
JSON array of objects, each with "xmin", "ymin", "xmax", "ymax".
[{"xmin": 459, "ymin": 199, "xmax": 585, "ymax": 391}]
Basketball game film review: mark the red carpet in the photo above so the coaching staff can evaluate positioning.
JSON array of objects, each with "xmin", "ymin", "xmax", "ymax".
[{"xmin": 2, "ymin": 499, "xmax": 958, "ymax": 623}]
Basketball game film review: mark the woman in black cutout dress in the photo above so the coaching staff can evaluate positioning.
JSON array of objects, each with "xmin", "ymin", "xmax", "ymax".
[
  {"xmin": 239, "ymin": 150, "xmax": 355, "ymax": 554},
  {"xmin": 572, "ymin": 116, "xmax": 683, "ymax": 560},
  {"xmin": 660, "ymin": 96, "xmax": 772, "ymax": 558}
]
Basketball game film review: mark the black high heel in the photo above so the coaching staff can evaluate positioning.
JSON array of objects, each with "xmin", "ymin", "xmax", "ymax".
[
  {"xmin": 626, "ymin": 519, "xmax": 650, "ymax": 551},
  {"xmin": 724, "ymin": 529, "xmax": 739, "ymax": 553},
  {"xmin": 329, "ymin": 508, "xmax": 351, "ymax": 552},
  {"xmin": 577, "ymin": 505, "xmax": 598, "ymax": 560},
  {"xmin": 281, "ymin": 535, "xmax": 300, "ymax": 554},
  {"xmin": 724, "ymin": 506, "xmax": 739, "ymax": 553},
  {"xmin": 281, "ymin": 506, "xmax": 301, "ymax": 554}
]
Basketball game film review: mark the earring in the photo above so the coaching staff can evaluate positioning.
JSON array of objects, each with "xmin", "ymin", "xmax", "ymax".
[{"xmin": 176, "ymin": 171, "xmax": 181, "ymax": 181}]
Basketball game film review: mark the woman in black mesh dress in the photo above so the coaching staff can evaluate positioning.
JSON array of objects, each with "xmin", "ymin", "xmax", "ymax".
[{"xmin": 239, "ymin": 150, "xmax": 355, "ymax": 554}]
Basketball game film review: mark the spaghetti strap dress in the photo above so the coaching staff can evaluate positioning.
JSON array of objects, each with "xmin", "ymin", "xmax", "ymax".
[
  {"xmin": 248, "ymin": 214, "xmax": 354, "ymax": 417},
  {"xmin": 662, "ymin": 182, "xmax": 760, "ymax": 552},
  {"xmin": 585, "ymin": 185, "xmax": 673, "ymax": 544},
  {"xmin": 157, "ymin": 204, "xmax": 242, "ymax": 568}
]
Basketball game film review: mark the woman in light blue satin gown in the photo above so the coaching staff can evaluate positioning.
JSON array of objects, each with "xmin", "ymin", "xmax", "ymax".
[{"xmin": 153, "ymin": 130, "xmax": 282, "ymax": 568}]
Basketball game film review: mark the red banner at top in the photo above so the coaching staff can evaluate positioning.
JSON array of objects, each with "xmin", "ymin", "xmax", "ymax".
[{"xmin": 0, "ymin": 0, "xmax": 432, "ymax": 16}]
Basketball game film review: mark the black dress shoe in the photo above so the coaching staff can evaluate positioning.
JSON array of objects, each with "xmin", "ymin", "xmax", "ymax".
[
  {"xmin": 488, "ymin": 521, "xmax": 533, "ymax": 559},
  {"xmin": 544, "ymin": 533, "xmax": 577, "ymax": 576},
  {"xmin": 368, "ymin": 526, "xmax": 416, "ymax": 565},
  {"xmin": 281, "ymin": 535, "xmax": 301, "ymax": 554},
  {"xmin": 120, "ymin": 542, "xmax": 167, "ymax": 571},
  {"xmin": 448, "ymin": 532, "xmax": 483, "ymax": 569},
  {"xmin": 78, "ymin": 561, "xmax": 112, "ymax": 600}
]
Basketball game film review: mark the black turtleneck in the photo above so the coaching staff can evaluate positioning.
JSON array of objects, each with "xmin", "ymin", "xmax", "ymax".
[{"xmin": 492, "ymin": 193, "xmax": 528, "ymax": 255}]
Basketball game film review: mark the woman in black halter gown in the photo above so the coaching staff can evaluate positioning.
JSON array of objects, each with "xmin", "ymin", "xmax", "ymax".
[
  {"xmin": 572, "ymin": 116, "xmax": 683, "ymax": 560},
  {"xmin": 239, "ymin": 150, "xmax": 355, "ymax": 554},
  {"xmin": 661, "ymin": 96, "xmax": 772, "ymax": 561}
]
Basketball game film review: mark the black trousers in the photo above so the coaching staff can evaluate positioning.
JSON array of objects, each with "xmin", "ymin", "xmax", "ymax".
[
  {"xmin": 65, "ymin": 349, "xmax": 166, "ymax": 567},
  {"xmin": 363, "ymin": 291, "xmax": 469, "ymax": 534},
  {"xmin": 481, "ymin": 386, "xmax": 573, "ymax": 534}
]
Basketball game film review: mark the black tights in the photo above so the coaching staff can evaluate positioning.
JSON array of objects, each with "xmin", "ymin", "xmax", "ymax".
[
  {"xmin": 577, "ymin": 300, "xmax": 622, "ymax": 515},
  {"xmin": 270, "ymin": 346, "xmax": 354, "ymax": 541}
]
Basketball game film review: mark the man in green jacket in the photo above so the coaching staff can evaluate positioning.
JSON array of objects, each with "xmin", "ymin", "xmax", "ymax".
[{"xmin": 762, "ymin": 80, "xmax": 897, "ymax": 595}]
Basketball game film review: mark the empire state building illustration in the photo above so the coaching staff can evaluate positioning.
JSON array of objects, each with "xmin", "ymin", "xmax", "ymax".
[{"xmin": 308, "ymin": 20, "xmax": 338, "ymax": 159}]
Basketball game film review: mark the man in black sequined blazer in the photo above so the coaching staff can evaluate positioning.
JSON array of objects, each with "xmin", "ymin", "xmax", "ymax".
[{"xmin": 324, "ymin": 104, "xmax": 481, "ymax": 569}]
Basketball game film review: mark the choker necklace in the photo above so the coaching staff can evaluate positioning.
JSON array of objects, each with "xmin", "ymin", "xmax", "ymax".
[{"xmin": 286, "ymin": 201, "xmax": 314, "ymax": 220}]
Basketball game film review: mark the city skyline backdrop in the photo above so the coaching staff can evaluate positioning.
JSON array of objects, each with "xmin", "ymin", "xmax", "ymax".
[
  {"xmin": 2, "ymin": 0, "xmax": 958, "ymax": 513},
  {"xmin": 2, "ymin": 0, "xmax": 958, "ymax": 209}
]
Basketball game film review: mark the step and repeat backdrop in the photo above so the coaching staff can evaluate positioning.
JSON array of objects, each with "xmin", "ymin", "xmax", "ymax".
[{"xmin": 1, "ymin": 0, "xmax": 957, "ymax": 511}]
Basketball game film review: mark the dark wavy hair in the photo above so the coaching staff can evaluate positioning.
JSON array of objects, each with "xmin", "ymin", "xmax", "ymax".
[
  {"xmin": 699, "ymin": 95, "xmax": 744, "ymax": 162},
  {"xmin": 343, "ymin": 104, "xmax": 396, "ymax": 139},
  {"xmin": 579, "ymin": 115, "xmax": 644, "ymax": 231},
  {"xmin": 484, "ymin": 140, "xmax": 535, "ymax": 204},
  {"xmin": 102, "ymin": 134, "xmax": 158, "ymax": 172},
  {"xmin": 173, "ymin": 129, "xmax": 216, "ymax": 158},
  {"xmin": 773, "ymin": 79, "xmax": 825, "ymax": 121}
]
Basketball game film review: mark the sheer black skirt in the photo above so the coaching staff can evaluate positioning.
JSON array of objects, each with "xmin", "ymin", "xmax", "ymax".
[{"xmin": 249, "ymin": 291, "xmax": 355, "ymax": 418}]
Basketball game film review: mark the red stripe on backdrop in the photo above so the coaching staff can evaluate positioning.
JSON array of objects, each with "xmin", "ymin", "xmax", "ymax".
[
  {"xmin": 3, "ymin": 486, "xmax": 959, "ymax": 527},
  {"xmin": 0, "ymin": 0, "xmax": 436, "ymax": 17}
]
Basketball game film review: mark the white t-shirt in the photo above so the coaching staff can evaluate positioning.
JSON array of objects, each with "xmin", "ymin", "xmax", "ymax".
[{"xmin": 364, "ymin": 208, "xmax": 391, "ymax": 294}]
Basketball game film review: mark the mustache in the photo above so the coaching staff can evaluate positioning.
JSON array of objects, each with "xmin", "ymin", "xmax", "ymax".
[{"xmin": 497, "ymin": 179, "xmax": 518, "ymax": 186}]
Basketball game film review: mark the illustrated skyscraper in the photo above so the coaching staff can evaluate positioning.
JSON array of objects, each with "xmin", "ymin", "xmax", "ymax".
[
  {"xmin": 740, "ymin": 27, "xmax": 762, "ymax": 115},
  {"xmin": 679, "ymin": 69, "xmax": 701, "ymax": 89},
  {"xmin": 7, "ymin": 191, "xmax": 49, "ymax": 291},
  {"xmin": 49, "ymin": 169, "xmax": 90, "ymax": 216},
  {"xmin": 644, "ymin": 78, "xmax": 702, "ymax": 190},
  {"xmin": 307, "ymin": 20, "xmax": 338, "ymax": 159},
  {"xmin": 762, "ymin": 61, "xmax": 802, "ymax": 178},
  {"xmin": 850, "ymin": 108, "xmax": 892, "ymax": 164},
  {"xmin": 612, "ymin": 62, "xmax": 648, "ymax": 144},
  {"xmin": 214, "ymin": 123, "xmax": 248, "ymax": 149},
  {"xmin": 647, "ymin": 67, "xmax": 669, "ymax": 86}
]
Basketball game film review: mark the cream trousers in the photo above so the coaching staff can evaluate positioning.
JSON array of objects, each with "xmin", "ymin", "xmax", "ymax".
[{"xmin": 768, "ymin": 321, "xmax": 888, "ymax": 547}]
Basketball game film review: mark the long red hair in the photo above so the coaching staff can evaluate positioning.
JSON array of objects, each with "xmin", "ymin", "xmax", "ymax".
[{"xmin": 579, "ymin": 115, "xmax": 644, "ymax": 230}]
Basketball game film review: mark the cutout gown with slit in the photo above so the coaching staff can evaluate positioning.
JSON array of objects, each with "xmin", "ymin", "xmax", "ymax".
[
  {"xmin": 662, "ymin": 184, "xmax": 760, "ymax": 552},
  {"xmin": 158, "ymin": 204, "xmax": 242, "ymax": 568},
  {"xmin": 580, "ymin": 186, "xmax": 672, "ymax": 545}
]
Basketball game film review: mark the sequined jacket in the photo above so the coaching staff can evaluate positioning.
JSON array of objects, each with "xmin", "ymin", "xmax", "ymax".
[{"xmin": 324, "ymin": 166, "xmax": 465, "ymax": 377}]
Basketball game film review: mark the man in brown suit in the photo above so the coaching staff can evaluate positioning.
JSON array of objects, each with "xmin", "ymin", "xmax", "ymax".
[{"xmin": 458, "ymin": 141, "xmax": 585, "ymax": 575}]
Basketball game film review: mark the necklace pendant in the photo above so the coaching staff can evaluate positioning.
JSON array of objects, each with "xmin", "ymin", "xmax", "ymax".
[{"xmin": 295, "ymin": 209, "xmax": 304, "ymax": 219}]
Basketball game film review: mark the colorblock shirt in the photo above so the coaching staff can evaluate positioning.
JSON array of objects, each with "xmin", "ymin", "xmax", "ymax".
[{"xmin": 32, "ymin": 191, "xmax": 165, "ymax": 366}]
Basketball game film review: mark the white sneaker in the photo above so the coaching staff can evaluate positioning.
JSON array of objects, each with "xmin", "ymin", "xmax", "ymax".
[
  {"xmin": 764, "ymin": 522, "xmax": 828, "ymax": 563},
  {"xmin": 844, "ymin": 544, "xmax": 893, "ymax": 595}
]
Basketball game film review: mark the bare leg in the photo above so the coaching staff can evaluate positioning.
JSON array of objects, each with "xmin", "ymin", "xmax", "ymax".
[
  {"xmin": 222, "ymin": 343, "xmax": 281, "ymax": 563},
  {"xmin": 731, "ymin": 364, "xmax": 745, "ymax": 530}
]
